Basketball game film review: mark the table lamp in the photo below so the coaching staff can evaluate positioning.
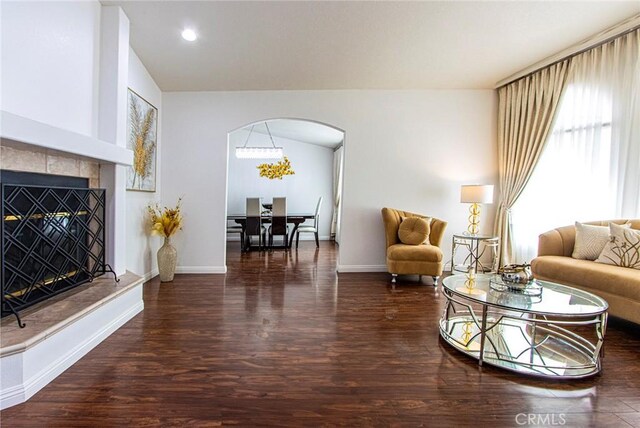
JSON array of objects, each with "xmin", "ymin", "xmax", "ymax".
[{"xmin": 460, "ymin": 184, "xmax": 494, "ymax": 235}]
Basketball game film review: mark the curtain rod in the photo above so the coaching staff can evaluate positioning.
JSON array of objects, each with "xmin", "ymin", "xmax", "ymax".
[{"xmin": 495, "ymin": 13, "xmax": 640, "ymax": 89}]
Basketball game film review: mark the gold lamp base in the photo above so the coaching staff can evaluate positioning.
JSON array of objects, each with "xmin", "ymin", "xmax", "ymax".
[
  {"xmin": 456, "ymin": 272, "xmax": 486, "ymax": 296},
  {"xmin": 467, "ymin": 202, "xmax": 480, "ymax": 235}
]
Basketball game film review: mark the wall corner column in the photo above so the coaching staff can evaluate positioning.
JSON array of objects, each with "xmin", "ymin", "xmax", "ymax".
[{"xmin": 98, "ymin": 6, "xmax": 129, "ymax": 275}]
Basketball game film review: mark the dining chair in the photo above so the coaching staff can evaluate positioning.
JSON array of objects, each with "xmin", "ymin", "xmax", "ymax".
[
  {"xmin": 245, "ymin": 197, "xmax": 266, "ymax": 251},
  {"xmin": 227, "ymin": 221, "xmax": 244, "ymax": 251},
  {"xmin": 296, "ymin": 196, "xmax": 323, "ymax": 248},
  {"xmin": 269, "ymin": 197, "xmax": 289, "ymax": 250}
]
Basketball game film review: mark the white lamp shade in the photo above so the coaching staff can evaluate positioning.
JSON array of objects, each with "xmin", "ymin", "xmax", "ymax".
[{"xmin": 460, "ymin": 185, "xmax": 494, "ymax": 204}]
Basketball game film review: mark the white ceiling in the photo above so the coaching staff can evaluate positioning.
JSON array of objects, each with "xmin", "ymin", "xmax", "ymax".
[
  {"xmin": 104, "ymin": 1, "xmax": 640, "ymax": 91},
  {"xmin": 237, "ymin": 119, "xmax": 344, "ymax": 149}
]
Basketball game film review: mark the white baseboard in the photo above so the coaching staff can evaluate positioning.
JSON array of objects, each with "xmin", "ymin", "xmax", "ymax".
[
  {"xmin": 142, "ymin": 268, "xmax": 159, "ymax": 283},
  {"xmin": 336, "ymin": 264, "xmax": 388, "ymax": 273},
  {"xmin": 175, "ymin": 266, "xmax": 227, "ymax": 274},
  {"xmin": 0, "ymin": 284, "xmax": 144, "ymax": 410}
]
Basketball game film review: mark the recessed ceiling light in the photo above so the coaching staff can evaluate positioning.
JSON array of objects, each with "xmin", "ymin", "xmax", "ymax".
[{"xmin": 181, "ymin": 29, "xmax": 197, "ymax": 42}]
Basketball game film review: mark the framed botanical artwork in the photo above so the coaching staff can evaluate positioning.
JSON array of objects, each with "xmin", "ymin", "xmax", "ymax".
[{"xmin": 126, "ymin": 88, "xmax": 157, "ymax": 192}]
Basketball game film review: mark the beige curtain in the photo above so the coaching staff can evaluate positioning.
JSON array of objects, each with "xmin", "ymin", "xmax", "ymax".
[
  {"xmin": 331, "ymin": 145, "xmax": 344, "ymax": 242},
  {"xmin": 494, "ymin": 60, "xmax": 570, "ymax": 265}
]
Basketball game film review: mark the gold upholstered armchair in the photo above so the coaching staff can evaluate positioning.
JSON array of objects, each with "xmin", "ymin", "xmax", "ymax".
[{"xmin": 381, "ymin": 208, "xmax": 447, "ymax": 287}]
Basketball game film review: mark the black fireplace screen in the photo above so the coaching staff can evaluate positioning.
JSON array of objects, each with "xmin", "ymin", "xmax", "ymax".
[{"xmin": 1, "ymin": 183, "xmax": 115, "ymax": 327}]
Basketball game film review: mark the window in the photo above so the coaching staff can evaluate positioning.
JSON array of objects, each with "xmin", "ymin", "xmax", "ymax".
[{"xmin": 511, "ymin": 84, "xmax": 615, "ymax": 263}]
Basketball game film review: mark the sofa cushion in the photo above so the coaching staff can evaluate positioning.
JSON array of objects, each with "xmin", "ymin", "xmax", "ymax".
[
  {"xmin": 398, "ymin": 217, "xmax": 430, "ymax": 245},
  {"xmin": 532, "ymin": 255, "xmax": 640, "ymax": 301},
  {"xmin": 387, "ymin": 244, "xmax": 442, "ymax": 262},
  {"xmin": 572, "ymin": 222, "xmax": 611, "ymax": 260},
  {"xmin": 596, "ymin": 223, "xmax": 640, "ymax": 270}
]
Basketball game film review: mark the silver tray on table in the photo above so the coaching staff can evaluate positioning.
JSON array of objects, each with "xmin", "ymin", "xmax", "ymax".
[{"xmin": 489, "ymin": 275, "xmax": 543, "ymax": 297}]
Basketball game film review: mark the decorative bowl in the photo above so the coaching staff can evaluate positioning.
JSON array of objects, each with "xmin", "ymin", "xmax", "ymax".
[{"xmin": 498, "ymin": 264, "xmax": 533, "ymax": 285}]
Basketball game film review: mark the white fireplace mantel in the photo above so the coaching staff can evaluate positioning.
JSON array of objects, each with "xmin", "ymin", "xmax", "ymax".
[{"xmin": 0, "ymin": 110, "xmax": 133, "ymax": 166}]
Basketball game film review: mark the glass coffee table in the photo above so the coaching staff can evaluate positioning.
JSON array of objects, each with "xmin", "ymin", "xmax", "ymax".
[{"xmin": 440, "ymin": 274, "xmax": 608, "ymax": 378}]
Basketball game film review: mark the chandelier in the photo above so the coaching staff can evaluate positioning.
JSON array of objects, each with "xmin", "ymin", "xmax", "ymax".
[{"xmin": 235, "ymin": 122, "xmax": 284, "ymax": 159}]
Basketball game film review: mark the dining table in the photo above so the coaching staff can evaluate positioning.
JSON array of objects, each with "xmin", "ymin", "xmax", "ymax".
[{"xmin": 227, "ymin": 213, "xmax": 315, "ymax": 250}]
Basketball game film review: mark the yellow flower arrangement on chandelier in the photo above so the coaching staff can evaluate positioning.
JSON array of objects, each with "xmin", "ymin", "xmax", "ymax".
[
  {"xmin": 257, "ymin": 156, "xmax": 295, "ymax": 180},
  {"xmin": 147, "ymin": 198, "xmax": 183, "ymax": 237}
]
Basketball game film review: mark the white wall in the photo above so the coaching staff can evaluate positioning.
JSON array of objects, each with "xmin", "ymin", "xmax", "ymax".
[
  {"xmin": 227, "ymin": 130, "xmax": 334, "ymax": 239},
  {"xmin": 162, "ymin": 90, "xmax": 498, "ymax": 272},
  {"xmin": 0, "ymin": 1, "xmax": 101, "ymax": 137},
  {"xmin": 126, "ymin": 48, "xmax": 162, "ymax": 279}
]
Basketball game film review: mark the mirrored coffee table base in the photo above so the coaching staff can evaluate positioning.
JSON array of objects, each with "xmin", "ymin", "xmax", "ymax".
[{"xmin": 439, "ymin": 277, "xmax": 608, "ymax": 379}]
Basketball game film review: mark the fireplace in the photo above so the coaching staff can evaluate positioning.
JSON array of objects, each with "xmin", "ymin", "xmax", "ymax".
[{"xmin": 1, "ymin": 170, "xmax": 117, "ymax": 327}]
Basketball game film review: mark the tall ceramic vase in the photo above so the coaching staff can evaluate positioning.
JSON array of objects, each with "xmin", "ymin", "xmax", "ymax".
[{"xmin": 157, "ymin": 236, "xmax": 177, "ymax": 282}]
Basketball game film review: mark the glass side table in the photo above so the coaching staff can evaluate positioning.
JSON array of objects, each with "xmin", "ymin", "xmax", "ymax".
[{"xmin": 450, "ymin": 233, "xmax": 499, "ymax": 274}]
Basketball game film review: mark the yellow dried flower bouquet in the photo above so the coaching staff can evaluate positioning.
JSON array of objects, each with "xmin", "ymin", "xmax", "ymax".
[{"xmin": 147, "ymin": 198, "xmax": 183, "ymax": 237}]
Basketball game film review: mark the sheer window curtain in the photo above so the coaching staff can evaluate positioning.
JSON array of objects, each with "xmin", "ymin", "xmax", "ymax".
[
  {"xmin": 511, "ymin": 29, "xmax": 640, "ymax": 263},
  {"xmin": 331, "ymin": 145, "xmax": 344, "ymax": 243}
]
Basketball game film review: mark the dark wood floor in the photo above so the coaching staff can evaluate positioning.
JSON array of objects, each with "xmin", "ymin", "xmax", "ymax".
[{"xmin": 2, "ymin": 242, "xmax": 640, "ymax": 427}]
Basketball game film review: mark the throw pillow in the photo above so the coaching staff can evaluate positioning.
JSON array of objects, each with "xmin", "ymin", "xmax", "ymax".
[
  {"xmin": 398, "ymin": 217, "xmax": 431, "ymax": 245},
  {"xmin": 572, "ymin": 222, "xmax": 612, "ymax": 260},
  {"xmin": 596, "ymin": 223, "xmax": 640, "ymax": 270}
]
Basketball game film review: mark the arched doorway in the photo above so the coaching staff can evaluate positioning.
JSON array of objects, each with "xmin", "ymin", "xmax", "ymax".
[{"xmin": 224, "ymin": 118, "xmax": 345, "ymax": 266}]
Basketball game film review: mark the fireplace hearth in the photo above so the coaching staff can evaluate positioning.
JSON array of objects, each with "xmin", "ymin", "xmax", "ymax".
[{"xmin": 1, "ymin": 171, "xmax": 118, "ymax": 327}]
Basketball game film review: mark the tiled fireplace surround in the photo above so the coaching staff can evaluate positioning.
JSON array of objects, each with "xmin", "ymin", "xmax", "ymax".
[{"xmin": 1, "ymin": 142, "xmax": 101, "ymax": 188}]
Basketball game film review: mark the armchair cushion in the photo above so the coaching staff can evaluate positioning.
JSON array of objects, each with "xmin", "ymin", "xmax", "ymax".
[
  {"xmin": 398, "ymin": 217, "xmax": 431, "ymax": 245},
  {"xmin": 387, "ymin": 244, "xmax": 442, "ymax": 262},
  {"xmin": 381, "ymin": 208, "xmax": 446, "ymax": 248}
]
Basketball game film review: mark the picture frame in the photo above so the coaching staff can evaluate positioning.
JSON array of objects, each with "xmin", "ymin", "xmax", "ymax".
[{"xmin": 126, "ymin": 88, "xmax": 158, "ymax": 192}]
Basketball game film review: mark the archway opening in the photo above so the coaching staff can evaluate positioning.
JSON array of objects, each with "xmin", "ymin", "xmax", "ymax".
[{"xmin": 225, "ymin": 118, "xmax": 345, "ymax": 267}]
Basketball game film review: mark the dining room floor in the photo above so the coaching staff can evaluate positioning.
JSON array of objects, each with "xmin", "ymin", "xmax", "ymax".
[{"xmin": 1, "ymin": 241, "xmax": 639, "ymax": 426}]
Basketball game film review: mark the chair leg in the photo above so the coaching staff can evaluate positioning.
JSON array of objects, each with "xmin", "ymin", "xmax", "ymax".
[
  {"xmin": 391, "ymin": 274, "xmax": 398, "ymax": 290},
  {"xmin": 282, "ymin": 226, "xmax": 291, "ymax": 251},
  {"xmin": 314, "ymin": 232, "xmax": 319, "ymax": 248},
  {"xmin": 432, "ymin": 276, "xmax": 439, "ymax": 287},
  {"xmin": 296, "ymin": 231, "xmax": 300, "ymax": 248}
]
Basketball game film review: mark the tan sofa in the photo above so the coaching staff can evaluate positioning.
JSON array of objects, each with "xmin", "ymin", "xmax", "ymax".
[
  {"xmin": 381, "ymin": 208, "xmax": 447, "ymax": 286},
  {"xmin": 531, "ymin": 219, "xmax": 640, "ymax": 324}
]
